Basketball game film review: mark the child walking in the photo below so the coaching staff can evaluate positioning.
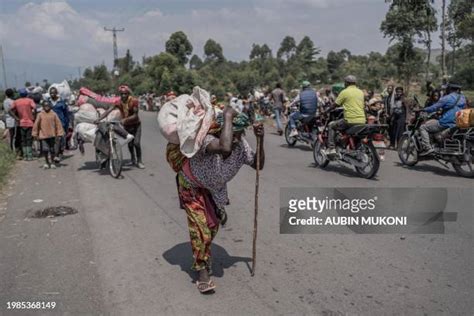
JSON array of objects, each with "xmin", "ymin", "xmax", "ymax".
[{"xmin": 32, "ymin": 101, "xmax": 64, "ymax": 169}]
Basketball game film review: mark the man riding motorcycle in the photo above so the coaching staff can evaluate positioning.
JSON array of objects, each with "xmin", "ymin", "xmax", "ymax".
[
  {"xmin": 288, "ymin": 81, "xmax": 318, "ymax": 137},
  {"xmin": 326, "ymin": 75, "xmax": 366, "ymax": 156},
  {"xmin": 419, "ymin": 83, "xmax": 466, "ymax": 156}
]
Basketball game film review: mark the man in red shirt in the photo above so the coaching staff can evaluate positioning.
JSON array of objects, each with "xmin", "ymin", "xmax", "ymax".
[
  {"xmin": 96, "ymin": 85, "xmax": 144, "ymax": 169},
  {"xmin": 8, "ymin": 88, "xmax": 37, "ymax": 160}
]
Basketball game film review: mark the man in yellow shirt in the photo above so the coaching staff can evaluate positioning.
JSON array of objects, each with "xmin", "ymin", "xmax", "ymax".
[{"xmin": 327, "ymin": 75, "xmax": 366, "ymax": 155}]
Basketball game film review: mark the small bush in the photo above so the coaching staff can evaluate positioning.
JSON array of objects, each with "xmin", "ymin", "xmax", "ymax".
[{"xmin": 0, "ymin": 138, "xmax": 15, "ymax": 186}]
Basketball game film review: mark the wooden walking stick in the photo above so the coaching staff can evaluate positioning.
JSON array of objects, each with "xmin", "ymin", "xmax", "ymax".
[
  {"xmin": 251, "ymin": 136, "xmax": 260, "ymax": 276},
  {"xmin": 251, "ymin": 115, "xmax": 263, "ymax": 277}
]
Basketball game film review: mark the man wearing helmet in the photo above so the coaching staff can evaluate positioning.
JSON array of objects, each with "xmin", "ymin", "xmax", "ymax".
[
  {"xmin": 419, "ymin": 83, "xmax": 466, "ymax": 156},
  {"xmin": 96, "ymin": 85, "xmax": 145, "ymax": 169},
  {"xmin": 327, "ymin": 75, "xmax": 366, "ymax": 156},
  {"xmin": 288, "ymin": 80, "xmax": 318, "ymax": 137}
]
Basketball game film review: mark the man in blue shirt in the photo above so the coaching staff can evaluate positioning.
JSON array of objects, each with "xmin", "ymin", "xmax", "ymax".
[
  {"xmin": 420, "ymin": 83, "xmax": 466, "ymax": 155},
  {"xmin": 288, "ymin": 81, "xmax": 318, "ymax": 137},
  {"xmin": 49, "ymin": 87, "xmax": 70, "ymax": 160}
]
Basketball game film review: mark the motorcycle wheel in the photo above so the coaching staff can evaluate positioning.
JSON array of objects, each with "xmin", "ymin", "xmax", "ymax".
[
  {"xmin": 285, "ymin": 125, "xmax": 297, "ymax": 147},
  {"xmin": 355, "ymin": 143, "xmax": 380, "ymax": 179},
  {"xmin": 398, "ymin": 135, "xmax": 419, "ymax": 166},
  {"xmin": 452, "ymin": 142, "xmax": 474, "ymax": 178},
  {"xmin": 109, "ymin": 139, "xmax": 123, "ymax": 178},
  {"xmin": 313, "ymin": 139, "xmax": 329, "ymax": 168}
]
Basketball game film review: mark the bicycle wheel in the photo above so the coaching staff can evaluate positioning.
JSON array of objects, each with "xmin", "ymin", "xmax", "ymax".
[{"xmin": 109, "ymin": 139, "xmax": 123, "ymax": 178}]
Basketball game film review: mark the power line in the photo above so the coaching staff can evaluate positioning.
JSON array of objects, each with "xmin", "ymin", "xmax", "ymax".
[{"xmin": 104, "ymin": 26, "xmax": 125, "ymax": 70}]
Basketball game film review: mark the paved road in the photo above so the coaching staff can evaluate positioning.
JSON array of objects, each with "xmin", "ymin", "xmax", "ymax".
[{"xmin": 0, "ymin": 111, "xmax": 472, "ymax": 315}]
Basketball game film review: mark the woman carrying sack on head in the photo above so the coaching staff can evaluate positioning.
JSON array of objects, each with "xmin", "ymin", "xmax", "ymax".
[{"xmin": 166, "ymin": 106, "xmax": 265, "ymax": 294}]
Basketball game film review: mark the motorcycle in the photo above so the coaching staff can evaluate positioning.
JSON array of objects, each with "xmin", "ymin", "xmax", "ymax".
[
  {"xmin": 313, "ymin": 108, "xmax": 386, "ymax": 179},
  {"xmin": 398, "ymin": 109, "xmax": 474, "ymax": 178},
  {"xmin": 367, "ymin": 108, "xmax": 388, "ymax": 161},
  {"xmin": 284, "ymin": 104, "xmax": 319, "ymax": 148}
]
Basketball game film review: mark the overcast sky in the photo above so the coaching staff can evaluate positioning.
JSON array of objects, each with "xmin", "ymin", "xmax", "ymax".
[{"xmin": 0, "ymin": 0, "xmax": 446, "ymax": 70}]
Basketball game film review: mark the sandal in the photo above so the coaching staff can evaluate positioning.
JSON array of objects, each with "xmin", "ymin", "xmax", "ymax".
[{"xmin": 196, "ymin": 280, "xmax": 216, "ymax": 294}]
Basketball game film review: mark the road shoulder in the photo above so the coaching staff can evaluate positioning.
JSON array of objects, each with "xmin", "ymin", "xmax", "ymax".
[{"xmin": 0, "ymin": 157, "xmax": 105, "ymax": 315}]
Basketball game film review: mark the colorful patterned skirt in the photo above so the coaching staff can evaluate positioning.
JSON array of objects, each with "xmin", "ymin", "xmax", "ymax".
[{"xmin": 167, "ymin": 143, "xmax": 220, "ymax": 271}]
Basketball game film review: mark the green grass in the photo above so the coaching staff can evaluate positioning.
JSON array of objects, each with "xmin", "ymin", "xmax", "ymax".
[{"xmin": 0, "ymin": 135, "xmax": 15, "ymax": 187}]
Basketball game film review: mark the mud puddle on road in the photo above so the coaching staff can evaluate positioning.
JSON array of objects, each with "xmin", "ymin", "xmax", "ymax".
[{"xmin": 27, "ymin": 206, "xmax": 78, "ymax": 218}]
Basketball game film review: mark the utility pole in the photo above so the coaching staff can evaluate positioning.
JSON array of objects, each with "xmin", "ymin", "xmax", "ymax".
[
  {"xmin": 104, "ymin": 27, "xmax": 125, "ymax": 70},
  {"xmin": 0, "ymin": 45, "xmax": 8, "ymax": 89}
]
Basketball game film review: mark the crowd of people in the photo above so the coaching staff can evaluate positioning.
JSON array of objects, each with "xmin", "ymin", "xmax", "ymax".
[
  {"xmin": 3, "ymin": 86, "xmax": 69, "ymax": 168},
  {"xmin": 2, "ymin": 83, "xmax": 151, "ymax": 170},
  {"xmin": 224, "ymin": 77, "xmax": 470, "ymax": 156},
  {"xmin": 1, "ymin": 76, "xmax": 470, "ymax": 295}
]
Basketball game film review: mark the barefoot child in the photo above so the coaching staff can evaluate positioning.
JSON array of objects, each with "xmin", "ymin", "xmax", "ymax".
[{"xmin": 32, "ymin": 101, "xmax": 64, "ymax": 169}]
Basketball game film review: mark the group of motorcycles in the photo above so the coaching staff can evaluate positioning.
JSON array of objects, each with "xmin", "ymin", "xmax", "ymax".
[{"xmin": 283, "ymin": 98, "xmax": 474, "ymax": 179}]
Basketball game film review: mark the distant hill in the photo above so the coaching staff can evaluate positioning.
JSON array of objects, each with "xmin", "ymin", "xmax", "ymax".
[{"xmin": 1, "ymin": 58, "xmax": 81, "ymax": 89}]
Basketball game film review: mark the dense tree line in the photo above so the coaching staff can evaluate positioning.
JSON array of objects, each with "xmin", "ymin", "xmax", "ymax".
[{"xmin": 68, "ymin": 0, "xmax": 472, "ymax": 97}]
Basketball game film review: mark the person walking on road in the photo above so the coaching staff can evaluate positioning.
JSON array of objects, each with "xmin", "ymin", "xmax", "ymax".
[
  {"xmin": 8, "ymin": 88, "xmax": 36, "ymax": 161},
  {"xmin": 49, "ymin": 87, "xmax": 69, "ymax": 161},
  {"xmin": 3, "ymin": 88, "xmax": 22, "ymax": 156},
  {"xmin": 32, "ymin": 100, "xmax": 64, "ymax": 169},
  {"xmin": 97, "ymin": 85, "xmax": 145, "ymax": 169},
  {"xmin": 269, "ymin": 82, "xmax": 286, "ymax": 135},
  {"xmin": 166, "ymin": 106, "xmax": 265, "ymax": 294}
]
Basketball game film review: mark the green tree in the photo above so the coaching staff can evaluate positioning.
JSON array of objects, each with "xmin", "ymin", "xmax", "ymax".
[
  {"xmin": 250, "ymin": 44, "xmax": 272, "ymax": 60},
  {"xmin": 284, "ymin": 74, "xmax": 297, "ymax": 90},
  {"xmin": 381, "ymin": 1, "xmax": 430, "ymax": 90},
  {"xmin": 448, "ymin": 0, "xmax": 474, "ymax": 43},
  {"xmin": 146, "ymin": 52, "xmax": 180, "ymax": 87},
  {"xmin": 116, "ymin": 49, "xmax": 135, "ymax": 74},
  {"xmin": 189, "ymin": 54, "xmax": 203, "ymax": 70},
  {"xmin": 296, "ymin": 36, "xmax": 320, "ymax": 67},
  {"xmin": 79, "ymin": 64, "xmax": 112, "ymax": 93},
  {"xmin": 416, "ymin": 1, "xmax": 437, "ymax": 80},
  {"xmin": 327, "ymin": 51, "xmax": 345, "ymax": 78},
  {"xmin": 134, "ymin": 76, "xmax": 154, "ymax": 95},
  {"xmin": 165, "ymin": 31, "xmax": 193, "ymax": 65},
  {"xmin": 233, "ymin": 69, "xmax": 258, "ymax": 96},
  {"xmin": 446, "ymin": 16, "xmax": 463, "ymax": 75},
  {"xmin": 172, "ymin": 67, "xmax": 198, "ymax": 94},
  {"xmin": 204, "ymin": 39, "xmax": 225, "ymax": 63},
  {"xmin": 386, "ymin": 42, "xmax": 425, "ymax": 90},
  {"xmin": 159, "ymin": 67, "xmax": 173, "ymax": 94},
  {"xmin": 277, "ymin": 36, "xmax": 297, "ymax": 61}
]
